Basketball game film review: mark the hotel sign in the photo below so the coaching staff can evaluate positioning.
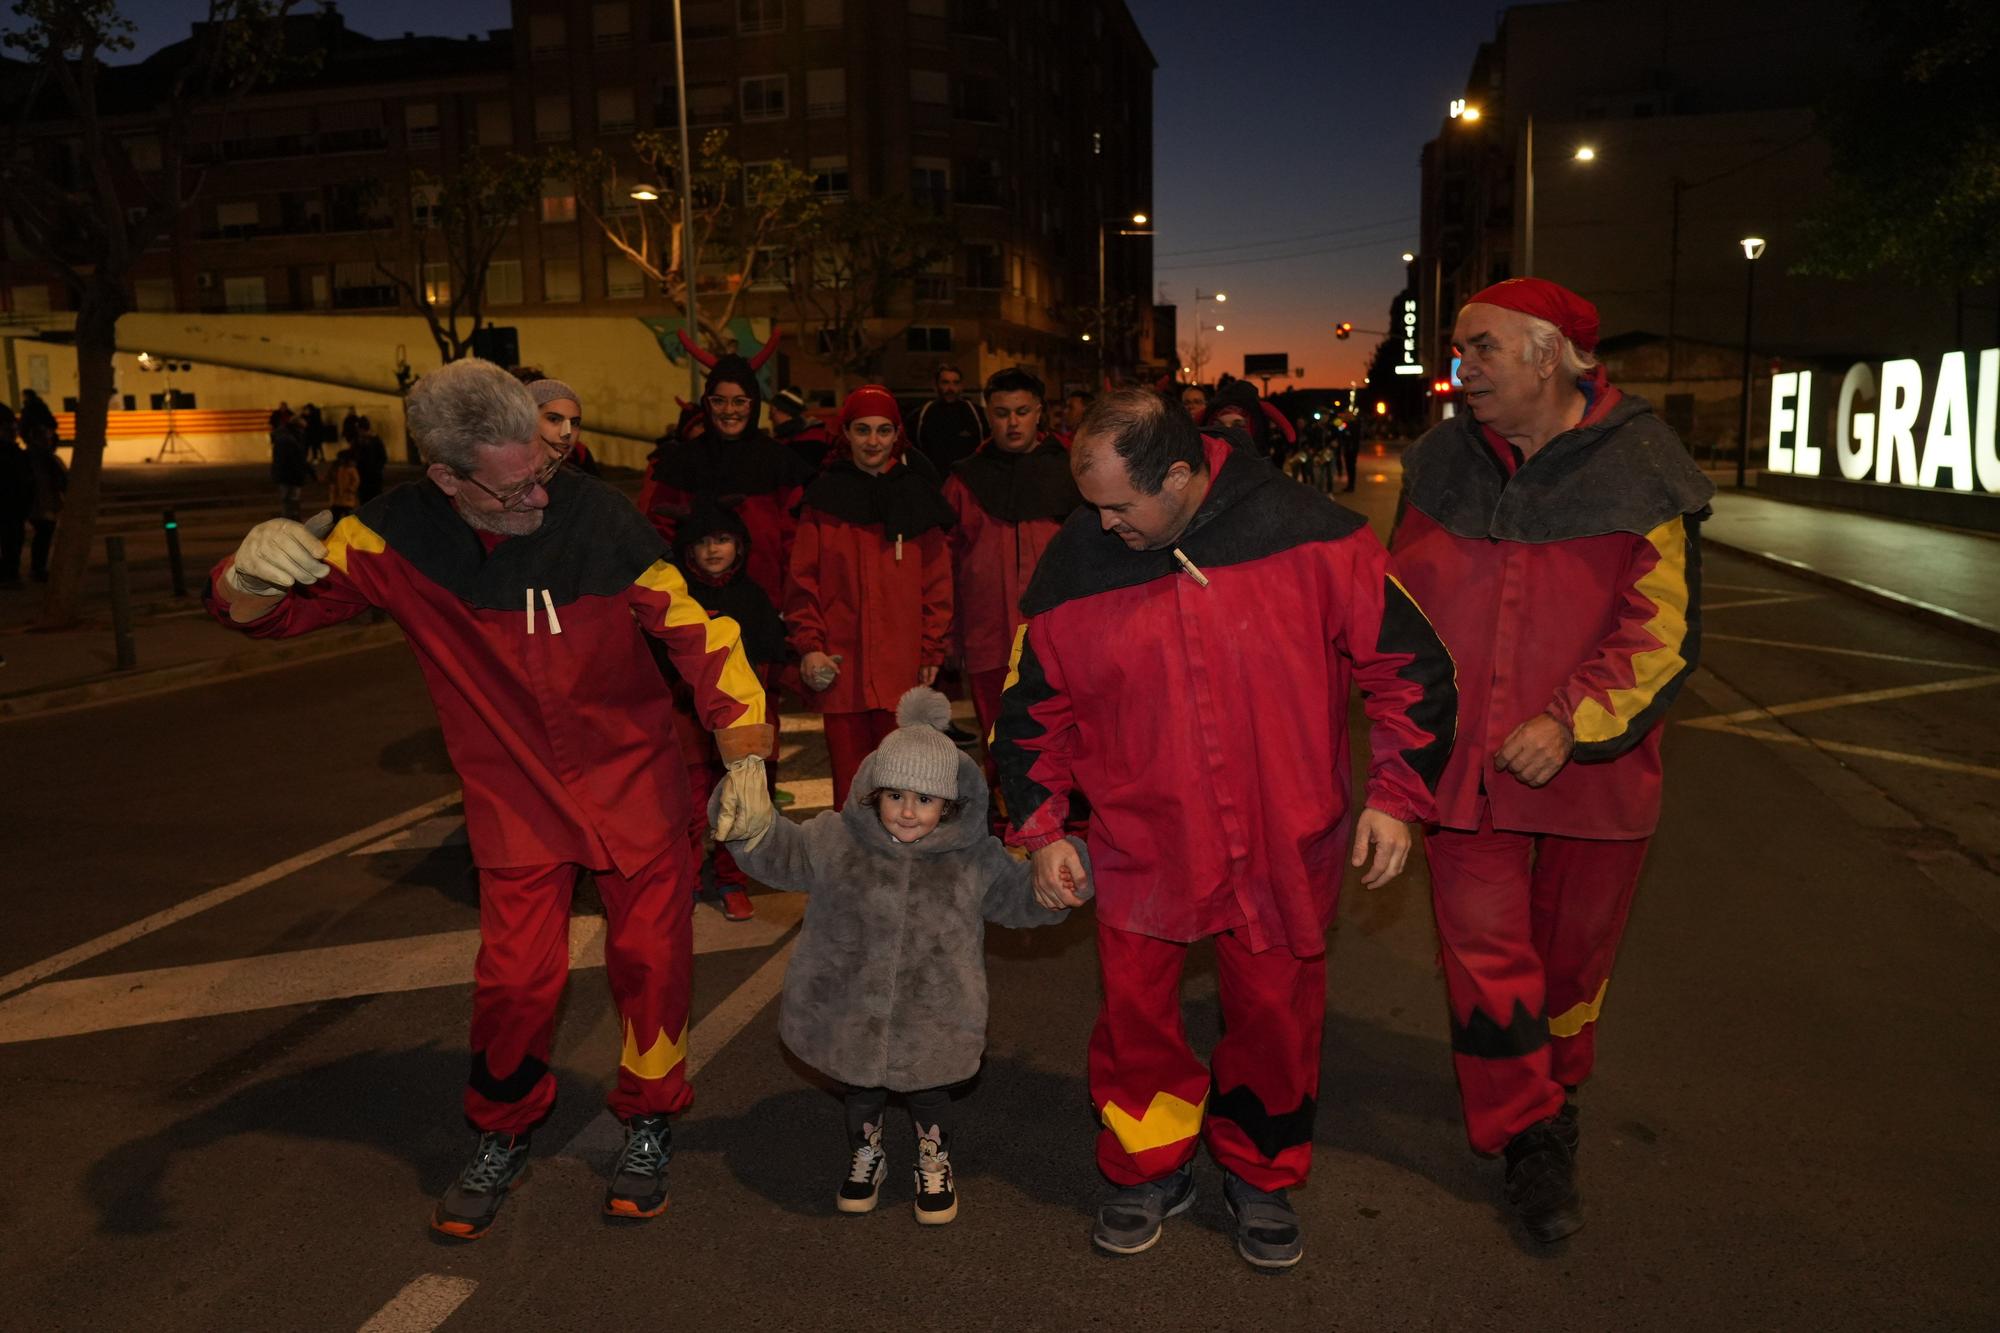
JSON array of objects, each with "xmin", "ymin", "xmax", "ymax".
[
  {"xmin": 1393, "ymin": 296, "xmax": 1424, "ymax": 376},
  {"xmin": 1767, "ymin": 351, "xmax": 2000, "ymax": 493}
]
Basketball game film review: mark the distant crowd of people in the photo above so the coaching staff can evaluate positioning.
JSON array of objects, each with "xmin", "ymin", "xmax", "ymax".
[{"xmin": 0, "ymin": 390, "xmax": 67, "ymax": 587}]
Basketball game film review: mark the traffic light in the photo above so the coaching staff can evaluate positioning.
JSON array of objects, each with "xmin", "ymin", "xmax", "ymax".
[
  {"xmin": 1334, "ymin": 321, "xmax": 1354, "ymax": 340},
  {"xmin": 1431, "ymin": 379, "xmax": 1455, "ymax": 397}
]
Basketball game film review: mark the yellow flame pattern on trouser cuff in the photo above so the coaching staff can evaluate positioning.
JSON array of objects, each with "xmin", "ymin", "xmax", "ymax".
[
  {"xmin": 620, "ymin": 1020, "xmax": 689, "ymax": 1081},
  {"xmin": 1100, "ymin": 1090, "xmax": 1208, "ymax": 1155},
  {"xmin": 1547, "ymin": 980, "xmax": 1609, "ymax": 1039}
]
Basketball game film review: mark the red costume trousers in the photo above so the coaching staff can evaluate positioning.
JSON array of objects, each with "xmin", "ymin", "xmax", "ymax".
[
  {"xmin": 1424, "ymin": 806, "xmax": 1650, "ymax": 1154},
  {"xmin": 822, "ymin": 708, "xmax": 896, "ymax": 811},
  {"xmin": 682, "ymin": 758, "xmax": 748, "ymax": 889},
  {"xmin": 1090, "ymin": 920, "xmax": 1326, "ymax": 1192},
  {"xmin": 464, "ymin": 841, "xmax": 697, "ymax": 1134}
]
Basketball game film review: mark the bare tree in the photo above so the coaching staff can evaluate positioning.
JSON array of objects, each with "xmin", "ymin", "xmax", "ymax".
[
  {"xmin": 787, "ymin": 195, "xmax": 956, "ymax": 393},
  {"xmin": 371, "ymin": 155, "xmax": 543, "ymax": 365},
  {"xmin": 0, "ymin": 0, "xmax": 295, "ymax": 628},
  {"xmin": 560, "ymin": 129, "xmax": 818, "ymax": 350}
]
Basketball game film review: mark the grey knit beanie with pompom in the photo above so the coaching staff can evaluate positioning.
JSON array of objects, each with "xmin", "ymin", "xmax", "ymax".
[{"xmin": 869, "ymin": 686, "xmax": 961, "ymax": 800}]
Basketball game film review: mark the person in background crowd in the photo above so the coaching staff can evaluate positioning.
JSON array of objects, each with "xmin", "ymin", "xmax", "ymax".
[
  {"xmin": 1337, "ymin": 411, "xmax": 1361, "ymax": 492},
  {"xmin": 509, "ymin": 368, "xmax": 601, "ymax": 476},
  {"xmin": 1062, "ymin": 391, "xmax": 1093, "ymax": 441},
  {"xmin": 325, "ymin": 446, "xmax": 361, "ymax": 522},
  {"xmin": 1179, "ymin": 383, "xmax": 1210, "ymax": 417},
  {"xmin": 0, "ymin": 408, "xmax": 31, "ymax": 587},
  {"xmin": 22, "ymin": 420, "xmax": 64, "ymax": 582},
  {"xmin": 269, "ymin": 406, "xmax": 310, "ymax": 521},
  {"xmin": 299, "ymin": 404, "xmax": 328, "ymax": 465},
  {"xmin": 912, "ymin": 362, "xmax": 988, "ymax": 475},
  {"xmin": 786, "ymin": 385, "xmax": 955, "ymax": 811},
  {"xmin": 352, "ymin": 416, "xmax": 389, "ymax": 504},
  {"xmin": 341, "ymin": 407, "xmax": 363, "ymax": 447},
  {"xmin": 769, "ymin": 386, "xmax": 834, "ymax": 475},
  {"xmin": 20, "ymin": 388, "xmax": 58, "ymax": 445},
  {"xmin": 1393, "ymin": 276, "xmax": 1711, "ymax": 1245}
]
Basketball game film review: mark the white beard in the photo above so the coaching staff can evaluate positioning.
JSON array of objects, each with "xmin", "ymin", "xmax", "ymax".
[{"xmin": 454, "ymin": 497, "xmax": 546, "ymax": 536}]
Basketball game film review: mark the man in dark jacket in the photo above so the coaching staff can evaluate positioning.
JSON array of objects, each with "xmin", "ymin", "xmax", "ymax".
[
  {"xmin": 269, "ymin": 408, "xmax": 310, "ymax": 519},
  {"xmin": 0, "ymin": 407, "xmax": 31, "ymax": 586},
  {"xmin": 993, "ymin": 388, "xmax": 1457, "ymax": 1271},
  {"xmin": 1392, "ymin": 277, "xmax": 1711, "ymax": 1245},
  {"xmin": 912, "ymin": 362, "xmax": 987, "ymax": 474}
]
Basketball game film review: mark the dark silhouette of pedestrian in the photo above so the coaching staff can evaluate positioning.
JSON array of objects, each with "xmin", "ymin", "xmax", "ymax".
[
  {"xmin": 269, "ymin": 407, "xmax": 310, "ymax": 520},
  {"xmin": 19, "ymin": 389, "xmax": 57, "ymax": 444},
  {"xmin": 23, "ymin": 420, "xmax": 64, "ymax": 580},
  {"xmin": 0, "ymin": 408, "xmax": 30, "ymax": 586},
  {"xmin": 352, "ymin": 416, "xmax": 388, "ymax": 503}
]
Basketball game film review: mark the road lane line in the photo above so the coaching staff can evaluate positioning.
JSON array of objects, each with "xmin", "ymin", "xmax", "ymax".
[
  {"xmin": 0, "ymin": 791, "xmax": 463, "ymax": 1002},
  {"xmin": 1681, "ymin": 673, "xmax": 2000, "ymax": 728},
  {"xmin": 1704, "ymin": 581, "xmax": 1793, "ymax": 594},
  {"xmin": 559, "ymin": 932, "xmax": 801, "ymax": 1162},
  {"xmin": 1702, "ymin": 593, "xmax": 1820, "ymax": 611},
  {"xmin": 357, "ymin": 1274, "xmax": 478, "ymax": 1333},
  {"xmin": 1701, "ymin": 723, "xmax": 2000, "ymax": 781},
  {"xmin": 1703, "ymin": 633, "xmax": 1991, "ymax": 672},
  {"xmin": 0, "ymin": 898, "xmax": 806, "ymax": 1045}
]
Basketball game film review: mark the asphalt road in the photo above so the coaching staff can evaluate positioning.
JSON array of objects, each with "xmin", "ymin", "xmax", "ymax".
[{"xmin": 2, "ymin": 475, "xmax": 1995, "ymax": 1331}]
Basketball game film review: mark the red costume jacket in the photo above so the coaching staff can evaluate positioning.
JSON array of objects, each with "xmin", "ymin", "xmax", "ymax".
[
  {"xmin": 941, "ymin": 439, "xmax": 1080, "ymax": 675},
  {"xmin": 204, "ymin": 472, "xmax": 770, "ymax": 875},
  {"xmin": 1391, "ymin": 373, "xmax": 1712, "ymax": 839},
  {"xmin": 785, "ymin": 459, "xmax": 955, "ymax": 715},
  {"xmin": 992, "ymin": 435, "xmax": 1456, "ymax": 956}
]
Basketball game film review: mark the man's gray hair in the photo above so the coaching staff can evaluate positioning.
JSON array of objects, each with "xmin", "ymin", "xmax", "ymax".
[
  {"xmin": 1521, "ymin": 315, "xmax": 1599, "ymax": 380},
  {"xmin": 406, "ymin": 358, "xmax": 539, "ymax": 472}
]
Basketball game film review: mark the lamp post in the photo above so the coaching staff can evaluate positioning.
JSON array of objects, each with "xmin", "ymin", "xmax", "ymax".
[
  {"xmin": 669, "ymin": 0, "xmax": 699, "ymax": 397},
  {"xmin": 1096, "ymin": 211, "xmax": 1150, "ymax": 387},
  {"xmin": 1188, "ymin": 287, "xmax": 1226, "ymax": 385},
  {"xmin": 1736, "ymin": 236, "xmax": 1766, "ymax": 489},
  {"xmin": 1450, "ymin": 101, "xmax": 1595, "ymax": 279}
]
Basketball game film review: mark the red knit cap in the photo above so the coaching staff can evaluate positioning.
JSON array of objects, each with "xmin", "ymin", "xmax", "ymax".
[
  {"xmin": 1463, "ymin": 277, "xmax": 1600, "ymax": 353},
  {"xmin": 838, "ymin": 384, "xmax": 904, "ymax": 433}
]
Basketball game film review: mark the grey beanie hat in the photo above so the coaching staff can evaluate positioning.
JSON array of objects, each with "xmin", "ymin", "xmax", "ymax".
[
  {"xmin": 870, "ymin": 687, "xmax": 961, "ymax": 800},
  {"xmin": 527, "ymin": 378, "xmax": 581, "ymax": 409}
]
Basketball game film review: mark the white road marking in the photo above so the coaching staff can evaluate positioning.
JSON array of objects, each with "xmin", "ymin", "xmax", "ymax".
[
  {"xmin": 1703, "ymin": 632, "xmax": 1991, "ymax": 672},
  {"xmin": 1702, "ymin": 593, "xmax": 1819, "ymax": 611},
  {"xmin": 0, "ymin": 791, "xmax": 464, "ymax": 1002},
  {"xmin": 1704, "ymin": 580, "xmax": 1792, "ymax": 594},
  {"xmin": 0, "ymin": 897, "xmax": 805, "ymax": 1046},
  {"xmin": 1682, "ymin": 673, "xmax": 2000, "ymax": 729},
  {"xmin": 1699, "ymin": 722, "xmax": 2000, "ymax": 781},
  {"xmin": 357, "ymin": 1274, "xmax": 478, "ymax": 1333},
  {"xmin": 349, "ymin": 816, "xmax": 467, "ymax": 856},
  {"xmin": 559, "ymin": 933, "xmax": 802, "ymax": 1162}
]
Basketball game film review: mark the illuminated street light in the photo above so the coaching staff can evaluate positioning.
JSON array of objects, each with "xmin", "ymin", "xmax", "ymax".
[
  {"xmin": 1214, "ymin": 292, "xmax": 1227, "ymax": 303},
  {"xmin": 1450, "ymin": 99, "xmax": 1482, "ymax": 122},
  {"xmin": 1400, "ymin": 251, "xmax": 1414, "ymax": 263},
  {"xmin": 1080, "ymin": 332, "xmax": 1093, "ymax": 342},
  {"xmin": 1741, "ymin": 236, "xmax": 1767, "ymax": 259},
  {"xmin": 1214, "ymin": 323, "xmax": 1225, "ymax": 332},
  {"xmin": 1736, "ymin": 237, "xmax": 1768, "ymax": 488},
  {"xmin": 1574, "ymin": 146, "xmax": 1596, "ymax": 162},
  {"xmin": 1131, "ymin": 212, "xmax": 1148, "ymax": 225},
  {"xmin": 629, "ymin": 185, "xmax": 661, "ymax": 201}
]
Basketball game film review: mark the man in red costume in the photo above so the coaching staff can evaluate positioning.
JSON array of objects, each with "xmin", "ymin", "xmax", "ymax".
[
  {"xmin": 1392, "ymin": 277, "xmax": 1711, "ymax": 1243},
  {"xmin": 205, "ymin": 359, "xmax": 775, "ymax": 1240},
  {"xmin": 939, "ymin": 366, "xmax": 1081, "ymax": 788},
  {"xmin": 992, "ymin": 388, "xmax": 1457, "ymax": 1271}
]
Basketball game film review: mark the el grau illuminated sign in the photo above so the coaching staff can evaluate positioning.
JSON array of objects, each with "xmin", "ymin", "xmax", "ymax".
[{"xmin": 1766, "ymin": 351, "xmax": 2000, "ymax": 493}]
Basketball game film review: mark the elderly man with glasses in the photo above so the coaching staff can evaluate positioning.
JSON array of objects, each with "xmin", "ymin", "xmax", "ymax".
[{"xmin": 204, "ymin": 358, "xmax": 776, "ymax": 1240}]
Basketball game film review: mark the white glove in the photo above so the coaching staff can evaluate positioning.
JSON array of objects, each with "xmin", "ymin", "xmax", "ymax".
[
  {"xmin": 228, "ymin": 510, "xmax": 335, "ymax": 596},
  {"xmin": 800, "ymin": 652, "xmax": 842, "ymax": 693},
  {"xmin": 712, "ymin": 754, "xmax": 775, "ymax": 852}
]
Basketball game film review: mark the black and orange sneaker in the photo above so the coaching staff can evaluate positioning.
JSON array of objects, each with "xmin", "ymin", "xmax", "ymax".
[
  {"xmin": 604, "ymin": 1114, "xmax": 672, "ymax": 1219},
  {"xmin": 430, "ymin": 1131, "xmax": 530, "ymax": 1240}
]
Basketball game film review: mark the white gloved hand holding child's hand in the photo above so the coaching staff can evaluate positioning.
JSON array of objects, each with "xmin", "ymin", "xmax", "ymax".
[
  {"xmin": 228, "ymin": 510, "xmax": 335, "ymax": 596},
  {"xmin": 712, "ymin": 754, "xmax": 775, "ymax": 852}
]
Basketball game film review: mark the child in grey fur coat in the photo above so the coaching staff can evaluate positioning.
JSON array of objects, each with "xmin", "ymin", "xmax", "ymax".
[{"xmin": 711, "ymin": 685, "xmax": 1089, "ymax": 1225}]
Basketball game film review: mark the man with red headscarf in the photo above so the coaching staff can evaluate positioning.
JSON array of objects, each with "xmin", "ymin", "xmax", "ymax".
[{"xmin": 1392, "ymin": 277, "xmax": 1713, "ymax": 1243}]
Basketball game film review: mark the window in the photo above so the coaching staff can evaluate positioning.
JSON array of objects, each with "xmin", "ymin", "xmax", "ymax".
[
  {"xmin": 738, "ymin": 0, "xmax": 784, "ymax": 34},
  {"xmin": 914, "ymin": 253, "xmax": 951, "ymax": 301},
  {"xmin": 543, "ymin": 255, "xmax": 581, "ymax": 303},
  {"xmin": 133, "ymin": 277, "xmax": 176, "ymax": 311},
  {"xmin": 310, "ymin": 273, "xmax": 330, "ymax": 309},
  {"xmin": 688, "ymin": 83, "xmax": 733, "ymax": 125},
  {"xmin": 605, "ymin": 254, "xmax": 645, "ymax": 299},
  {"xmin": 806, "ymin": 68, "xmax": 845, "ymax": 119},
  {"xmin": 332, "ymin": 260, "xmax": 395, "ymax": 308},
  {"xmin": 803, "ymin": 0, "xmax": 841, "ymax": 27},
  {"xmin": 598, "ymin": 86, "xmax": 636, "ymax": 133},
  {"xmin": 535, "ymin": 95, "xmax": 571, "ymax": 142},
  {"xmin": 956, "ymin": 156, "xmax": 1000, "ymax": 206},
  {"xmin": 1009, "ymin": 252, "xmax": 1022, "ymax": 293},
  {"xmin": 215, "ymin": 199, "xmax": 260, "ymax": 234},
  {"xmin": 530, "ymin": 13, "xmax": 566, "ymax": 56},
  {"xmin": 906, "ymin": 325, "xmax": 952, "ymax": 353},
  {"xmin": 421, "ymin": 262, "xmax": 450, "ymax": 305},
  {"xmin": 955, "ymin": 74, "xmax": 1000, "ymax": 123},
  {"xmin": 910, "ymin": 157, "xmax": 948, "ymax": 211},
  {"xmin": 405, "ymin": 102, "xmax": 439, "ymax": 149},
  {"xmin": 475, "ymin": 100, "xmax": 513, "ymax": 146},
  {"xmin": 593, "ymin": 1, "xmax": 630, "ymax": 46},
  {"xmin": 740, "ymin": 74, "xmax": 787, "ymax": 122},
  {"xmin": 910, "ymin": 70, "xmax": 948, "ymax": 105},
  {"xmin": 124, "ymin": 135, "xmax": 163, "ymax": 172},
  {"xmin": 681, "ymin": 0, "xmax": 731, "ymax": 38},
  {"xmin": 540, "ymin": 177, "xmax": 577, "ymax": 223},
  {"xmin": 485, "ymin": 259, "xmax": 523, "ymax": 306},
  {"xmin": 223, "ymin": 275, "xmax": 267, "ymax": 312},
  {"xmin": 963, "ymin": 243, "xmax": 1002, "ymax": 289},
  {"xmin": 749, "ymin": 246, "xmax": 790, "ymax": 291},
  {"xmin": 412, "ymin": 184, "xmax": 442, "ymax": 229},
  {"xmin": 810, "ymin": 155, "xmax": 849, "ymax": 199},
  {"xmin": 8, "ymin": 284, "xmax": 50, "ymax": 315}
]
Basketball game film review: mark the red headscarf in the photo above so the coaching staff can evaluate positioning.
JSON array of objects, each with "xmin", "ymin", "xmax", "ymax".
[
  {"xmin": 1463, "ymin": 277, "xmax": 1600, "ymax": 353},
  {"xmin": 837, "ymin": 384, "xmax": 904, "ymax": 434}
]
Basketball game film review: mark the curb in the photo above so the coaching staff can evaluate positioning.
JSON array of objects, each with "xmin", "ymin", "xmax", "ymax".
[
  {"xmin": 0, "ymin": 620, "xmax": 406, "ymax": 721},
  {"xmin": 1702, "ymin": 535, "xmax": 2000, "ymax": 651}
]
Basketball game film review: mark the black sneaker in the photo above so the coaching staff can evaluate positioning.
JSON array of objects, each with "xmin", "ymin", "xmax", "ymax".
[
  {"xmin": 604, "ymin": 1114, "xmax": 672, "ymax": 1220},
  {"xmin": 912, "ymin": 1124, "xmax": 957, "ymax": 1225},
  {"xmin": 1091, "ymin": 1163, "xmax": 1195, "ymax": 1255},
  {"xmin": 1553, "ymin": 1098, "xmax": 1579, "ymax": 1155},
  {"xmin": 1504, "ymin": 1118, "xmax": 1583, "ymax": 1243},
  {"xmin": 430, "ymin": 1131, "xmax": 531, "ymax": 1240},
  {"xmin": 1222, "ymin": 1172, "xmax": 1304, "ymax": 1271},
  {"xmin": 837, "ymin": 1122, "xmax": 887, "ymax": 1214}
]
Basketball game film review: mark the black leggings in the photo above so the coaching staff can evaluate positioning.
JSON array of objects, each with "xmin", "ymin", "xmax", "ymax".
[{"xmin": 842, "ymin": 1084, "xmax": 957, "ymax": 1144}]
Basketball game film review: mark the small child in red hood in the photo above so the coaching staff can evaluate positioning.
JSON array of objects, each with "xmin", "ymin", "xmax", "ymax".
[{"xmin": 667, "ymin": 498, "xmax": 789, "ymax": 920}]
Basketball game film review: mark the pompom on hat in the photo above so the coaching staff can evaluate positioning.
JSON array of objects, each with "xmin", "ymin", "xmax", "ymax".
[
  {"xmin": 1462, "ymin": 277, "xmax": 1600, "ymax": 354},
  {"xmin": 868, "ymin": 686, "xmax": 960, "ymax": 801}
]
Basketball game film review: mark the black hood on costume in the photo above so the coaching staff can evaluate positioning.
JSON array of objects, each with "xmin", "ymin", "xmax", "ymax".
[
  {"xmin": 1205, "ymin": 380, "xmax": 1270, "ymax": 449},
  {"xmin": 702, "ymin": 355, "xmax": 765, "ymax": 434},
  {"xmin": 672, "ymin": 495, "xmax": 753, "ymax": 569},
  {"xmin": 1021, "ymin": 432, "xmax": 1365, "ymax": 616},
  {"xmin": 802, "ymin": 458, "xmax": 956, "ymax": 540},
  {"xmin": 950, "ymin": 438, "xmax": 1082, "ymax": 524}
]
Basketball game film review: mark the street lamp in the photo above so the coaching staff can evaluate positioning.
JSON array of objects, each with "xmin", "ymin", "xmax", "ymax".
[
  {"xmin": 1449, "ymin": 100, "xmax": 1594, "ymax": 277},
  {"xmin": 629, "ymin": 185, "xmax": 660, "ymax": 202},
  {"xmin": 1097, "ymin": 210, "xmax": 1152, "ymax": 385},
  {"xmin": 1188, "ymin": 287, "xmax": 1228, "ymax": 385},
  {"xmin": 1736, "ymin": 236, "xmax": 1767, "ymax": 489}
]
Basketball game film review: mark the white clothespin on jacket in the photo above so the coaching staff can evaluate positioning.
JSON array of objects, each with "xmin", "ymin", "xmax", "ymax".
[{"xmin": 525, "ymin": 588, "xmax": 563, "ymax": 634}]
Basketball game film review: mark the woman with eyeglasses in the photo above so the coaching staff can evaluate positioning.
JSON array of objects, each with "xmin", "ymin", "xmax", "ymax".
[{"xmin": 786, "ymin": 385, "xmax": 956, "ymax": 811}]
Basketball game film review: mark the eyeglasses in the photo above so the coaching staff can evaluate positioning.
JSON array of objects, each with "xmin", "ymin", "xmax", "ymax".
[
  {"xmin": 706, "ymin": 395, "xmax": 753, "ymax": 412},
  {"xmin": 457, "ymin": 440, "xmax": 571, "ymax": 509}
]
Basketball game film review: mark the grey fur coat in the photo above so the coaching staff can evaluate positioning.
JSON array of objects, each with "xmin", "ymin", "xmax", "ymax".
[{"xmin": 711, "ymin": 745, "xmax": 1088, "ymax": 1092}]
